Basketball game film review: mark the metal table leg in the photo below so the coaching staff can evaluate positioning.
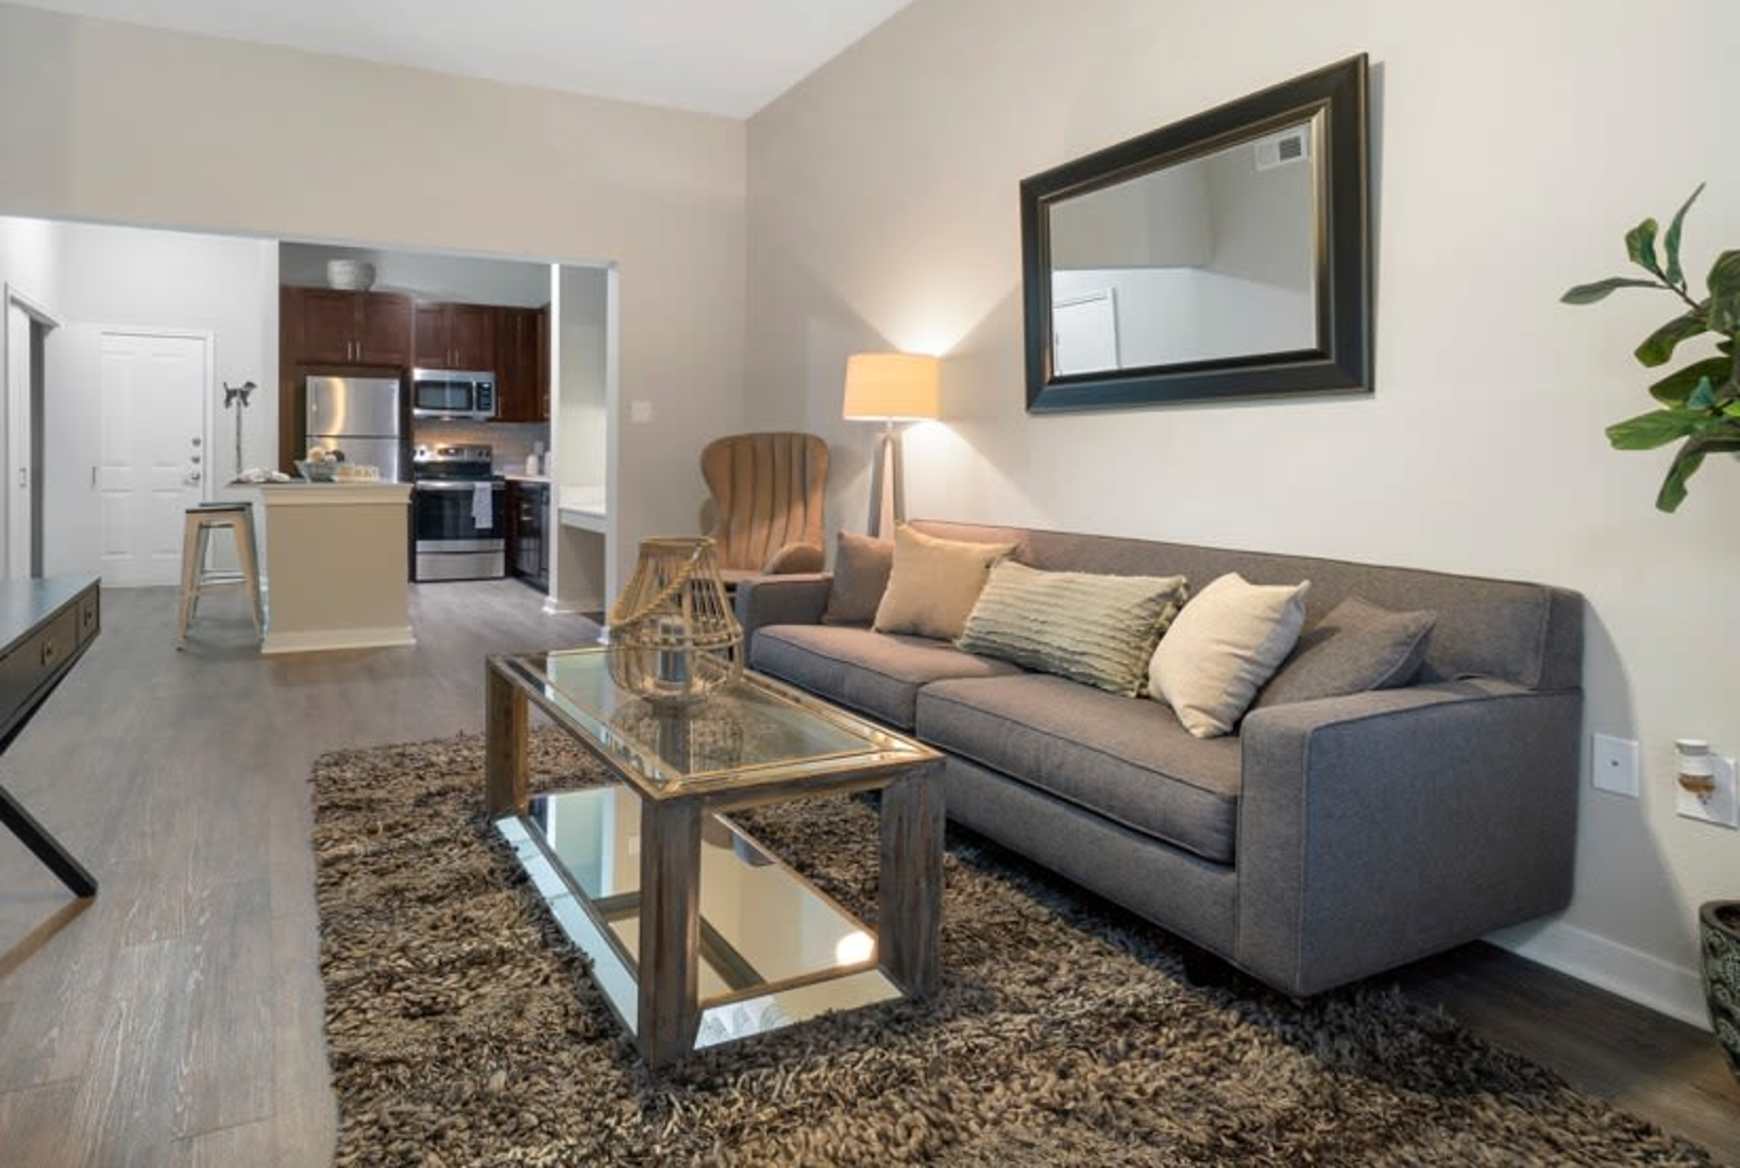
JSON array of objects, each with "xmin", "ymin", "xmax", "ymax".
[{"xmin": 0, "ymin": 783, "xmax": 97, "ymax": 898}]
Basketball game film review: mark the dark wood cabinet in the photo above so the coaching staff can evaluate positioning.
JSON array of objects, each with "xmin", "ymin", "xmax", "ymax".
[
  {"xmin": 451, "ymin": 305, "xmax": 495, "ymax": 372},
  {"xmin": 415, "ymin": 303, "xmax": 496, "ymax": 371},
  {"xmin": 494, "ymin": 307, "xmax": 545, "ymax": 422},
  {"xmin": 283, "ymin": 287, "xmax": 411, "ymax": 366},
  {"xmin": 536, "ymin": 305, "xmax": 552, "ymax": 420},
  {"xmin": 295, "ymin": 290, "xmax": 360, "ymax": 364},
  {"xmin": 358, "ymin": 293, "xmax": 413, "ymax": 364},
  {"xmin": 413, "ymin": 303, "xmax": 449, "ymax": 369}
]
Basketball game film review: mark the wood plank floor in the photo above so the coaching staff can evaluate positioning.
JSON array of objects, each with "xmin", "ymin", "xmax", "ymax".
[{"xmin": 0, "ymin": 583, "xmax": 1734, "ymax": 1166}]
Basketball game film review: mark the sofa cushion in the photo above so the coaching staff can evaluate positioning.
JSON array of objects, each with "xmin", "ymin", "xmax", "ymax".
[
  {"xmin": 750, "ymin": 624, "xmax": 1021, "ymax": 730},
  {"xmin": 917, "ymin": 674, "xmax": 1242, "ymax": 863}
]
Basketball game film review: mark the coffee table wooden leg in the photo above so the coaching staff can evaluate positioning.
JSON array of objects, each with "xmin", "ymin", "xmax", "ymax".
[
  {"xmin": 637, "ymin": 798, "xmax": 702, "ymax": 1068},
  {"xmin": 484, "ymin": 664, "xmax": 528, "ymax": 816},
  {"xmin": 879, "ymin": 760, "xmax": 944, "ymax": 999}
]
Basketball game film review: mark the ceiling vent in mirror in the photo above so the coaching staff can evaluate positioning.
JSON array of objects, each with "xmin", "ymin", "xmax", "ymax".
[{"xmin": 1254, "ymin": 127, "xmax": 1309, "ymax": 171}]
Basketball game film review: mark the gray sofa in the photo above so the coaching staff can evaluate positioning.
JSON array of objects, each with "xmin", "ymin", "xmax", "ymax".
[{"xmin": 735, "ymin": 520, "xmax": 1583, "ymax": 998}]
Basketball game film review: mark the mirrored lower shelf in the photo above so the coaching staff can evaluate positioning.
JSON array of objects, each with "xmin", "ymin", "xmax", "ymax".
[{"xmin": 497, "ymin": 786, "xmax": 902, "ymax": 1054}]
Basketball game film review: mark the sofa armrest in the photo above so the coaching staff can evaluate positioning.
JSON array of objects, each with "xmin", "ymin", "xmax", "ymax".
[
  {"xmin": 1235, "ymin": 679, "xmax": 1581, "ymax": 996},
  {"xmin": 734, "ymin": 572, "xmax": 832, "ymax": 649},
  {"xmin": 761, "ymin": 541, "xmax": 825, "ymax": 575}
]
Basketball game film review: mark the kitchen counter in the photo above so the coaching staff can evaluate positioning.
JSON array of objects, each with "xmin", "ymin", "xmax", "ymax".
[
  {"xmin": 501, "ymin": 472, "xmax": 551, "ymax": 484},
  {"xmin": 258, "ymin": 482, "xmax": 414, "ymax": 654},
  {"xmin": 559, "ymin": 484, "xmax": 606, "ymax": 534},
  {"xmin": 256, "ymin": 480, "xmax": 413, "ymax": 502}
]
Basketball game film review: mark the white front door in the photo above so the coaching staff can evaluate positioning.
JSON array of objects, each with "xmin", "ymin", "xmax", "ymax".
[
  {"xmin": 97, "ymin": 331, "xmax": 207, "ymax": 586},
  {"xmin": 5, "ymin": 304, "xmax": 32, "ymax": 579},
  {"xmin": 1052, "ymin": 290, "xmax": 1120, "ymax": 376}
]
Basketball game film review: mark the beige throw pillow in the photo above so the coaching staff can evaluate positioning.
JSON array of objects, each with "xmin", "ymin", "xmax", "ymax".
[
  {"xmin": 873, "ymin": 525, "xmax": 1016, "ymax": 641},
  {"xmin": 1149, "ymin": 573, "xmax": 1311, "ymax": 738}
]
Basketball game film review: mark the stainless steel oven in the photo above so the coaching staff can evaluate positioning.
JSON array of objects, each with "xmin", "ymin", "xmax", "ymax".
[
  {"xmin": 412, "ymin": 444, "xmax": 506, "ymax": 581},
  {"xmin": 411, "ymin": 369, "xmax": 498, "ymax": 420}
]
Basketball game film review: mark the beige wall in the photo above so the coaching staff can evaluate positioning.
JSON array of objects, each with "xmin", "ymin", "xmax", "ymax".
[
  {"xmin": 747, "ymin": 0, "xmax": 1740, "ymax": 1023},
  {"xmin": 0, "ymin": 1, "xmax": 746, "ymax": 596}
]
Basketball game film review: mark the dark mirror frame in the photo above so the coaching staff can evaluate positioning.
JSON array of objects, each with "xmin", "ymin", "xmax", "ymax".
[{"xmin": 1021, "ymin": 54, "xmax": 1371, "ymax": 414}]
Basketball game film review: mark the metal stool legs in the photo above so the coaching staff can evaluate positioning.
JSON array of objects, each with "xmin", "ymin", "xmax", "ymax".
[{"xmin": 177, "ymin": 505, "xmax": 263, "ymax": 647}]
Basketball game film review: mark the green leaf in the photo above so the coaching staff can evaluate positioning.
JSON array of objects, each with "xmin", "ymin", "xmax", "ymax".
[
  {"xmin": 1663, "ymin": 183, "xmax": 1705, "ymax": 287},
  {"xmin": 1607, "ymin": 408, "xmax": 1706, "ymax": 450},
  {"xmin": 1648, "ymin": 357, "xmax": 1731, "ymax": 405},
  {"xmin": 1687, "ymin": 376, "xmax": 1718, "ymax": 410},
  {"xmin": 1721, "ymin": 339, "xmax": 1734, "ymax": 354},
  {"xmin": 1634, "ymin": 309, "xmax": 1709, "ymax": 367},
  {"xmin": 1712, "ymin": 294, "xmax": 1740, "ymax": 335},
  {"xmin": 1627, "ymin": 218, "xmax": 1662, "ymax": 275},
  {"xmin": 1708, "ymin": 249, "xmax": 1740, "ymax": 296},
  {"xmin": 1656, "ymin": 440, "xmax": 1705, "ymax": 512},
  {"xmin": 1561, "ymin": 277, "xmax": 1665, "ymax": 304}
]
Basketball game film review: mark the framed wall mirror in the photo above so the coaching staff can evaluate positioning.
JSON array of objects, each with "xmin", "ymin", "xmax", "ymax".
[{"xmin": 1021, "ymin": 55, "xmax": 1371, "ymax": 413}]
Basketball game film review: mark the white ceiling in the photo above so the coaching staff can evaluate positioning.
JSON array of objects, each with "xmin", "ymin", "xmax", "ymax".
[{"xmin": 14, "ymin": 0, "xmax": 915, "ymax": 117}]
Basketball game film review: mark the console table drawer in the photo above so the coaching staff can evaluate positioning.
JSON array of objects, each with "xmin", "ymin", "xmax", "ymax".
[
  {"xmin": 77, "ymin": 588, "xmax": 100, "ymax": 645},
  {"xmin": 0, "ymin": 606, "xmax": 80, "ymax": 715}
]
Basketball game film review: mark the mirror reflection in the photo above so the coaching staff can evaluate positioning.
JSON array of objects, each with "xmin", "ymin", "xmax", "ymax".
[{"xmin": 1047, "ymin": 112, "xmax": 1322, "ymax": 376}]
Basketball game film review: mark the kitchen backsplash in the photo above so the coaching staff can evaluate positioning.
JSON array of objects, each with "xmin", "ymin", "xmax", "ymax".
[{"xmin": 414, "ymin": 420, "xmax": 550, "ymax": 475}]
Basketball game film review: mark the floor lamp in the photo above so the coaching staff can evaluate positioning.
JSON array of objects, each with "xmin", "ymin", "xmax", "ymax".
[{"xmin": 842, "ymin": 353, "xmax": 940, "ymax": 537}]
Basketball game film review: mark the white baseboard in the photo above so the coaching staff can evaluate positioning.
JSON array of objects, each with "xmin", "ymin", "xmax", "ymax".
[
  {"xmin": 1489, "ymin": 920, "xmax": 1710, "ymax": 1031},
  {"xmin": 542, "ymin": 595, "xmax": 603, "ymax": 617},
  {"xmin": 261, "ymin": 625, "xmax": 416, "ymax": 655}
]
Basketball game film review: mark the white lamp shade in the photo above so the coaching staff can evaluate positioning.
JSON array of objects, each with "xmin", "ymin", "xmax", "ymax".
[{"xmin": 842, "ymin": 353, "xmax": 940, "ymax": 421}]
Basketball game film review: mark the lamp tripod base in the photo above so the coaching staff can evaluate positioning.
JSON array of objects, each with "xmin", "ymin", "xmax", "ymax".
[{"xmin": 866, "ymin": 422, "xmax": 905, "ymax": 538}]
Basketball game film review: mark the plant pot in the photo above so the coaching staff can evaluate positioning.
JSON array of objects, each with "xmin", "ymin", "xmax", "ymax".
[{"xmin": 1701, "ymin": 900, "xmax": 1740, "ymax": 1083}]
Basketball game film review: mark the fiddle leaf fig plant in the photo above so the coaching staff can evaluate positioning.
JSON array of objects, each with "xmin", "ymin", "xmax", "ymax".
[{"xmin": 1564, "ymin": 183, "xmax": 1740, "ymax": 511}]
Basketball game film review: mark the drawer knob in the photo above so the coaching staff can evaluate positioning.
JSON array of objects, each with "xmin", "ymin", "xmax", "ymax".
[{"xmin": 41, "ymin": 640, "xmax": 56, "ymax": 665}]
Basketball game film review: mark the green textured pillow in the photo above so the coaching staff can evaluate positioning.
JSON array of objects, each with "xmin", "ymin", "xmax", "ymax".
[{"xmin": 957, "ymin": 560, "xmax": 1188, "ymax": 696}]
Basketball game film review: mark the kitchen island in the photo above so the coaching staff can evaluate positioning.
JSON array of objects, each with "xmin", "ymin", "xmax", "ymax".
[{"xmin": 258, "ymin": 481, "xmax": 414, "ymax": 655}]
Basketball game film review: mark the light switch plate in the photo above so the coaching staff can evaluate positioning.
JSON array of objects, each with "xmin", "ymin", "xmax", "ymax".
[
  {"xmin": 1677, "ymin": 754, "xmax": 1739, "ymax": 829},
  {"xmin": 1591, "ymin": 733, "xmax": 1639, "ymax": 797},
  {"xmin": 630, "ymin": 400, "xmax": 654, "ymax": 424}
]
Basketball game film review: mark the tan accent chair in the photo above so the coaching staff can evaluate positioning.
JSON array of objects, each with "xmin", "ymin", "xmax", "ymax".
[{"xmin": 701, "ymin": 432, "xmax": 828, "ymax": 587}]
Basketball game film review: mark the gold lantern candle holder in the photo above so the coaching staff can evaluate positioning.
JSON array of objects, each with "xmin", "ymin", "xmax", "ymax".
[{"xmin": 607, "ymin": 537, "xmax": 744, "ymax": 708}]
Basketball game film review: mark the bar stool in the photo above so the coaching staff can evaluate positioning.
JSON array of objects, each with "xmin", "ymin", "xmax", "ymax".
[{"xmin": 177, "ymin": 502, "xmax": 263, "ymax": 647}]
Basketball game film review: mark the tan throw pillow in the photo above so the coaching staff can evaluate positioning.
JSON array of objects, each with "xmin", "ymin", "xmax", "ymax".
[
  {"xmin": 958, "ymin": 560, "xmax": 1188, "ymax": 696},
  {"xmin": 822, "ymin": 532, "xmax": 894, "ymax": 625},
  {"xmin": 1149, "ymin": 573, "xmax": 1311, "ymax": 738},
  {"xmin": 873, "ymin": 525, "xmax": 1016, "ymax": 641}
]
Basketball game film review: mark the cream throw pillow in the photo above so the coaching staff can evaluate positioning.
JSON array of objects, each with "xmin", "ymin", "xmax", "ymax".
[
  {"xmin": 873, "ymin": 525, "xmax": 1016, "ymax": 641},
  {"xmin": 1149, "ymin": 573, "xmax": 1311, "ymax": 738}
]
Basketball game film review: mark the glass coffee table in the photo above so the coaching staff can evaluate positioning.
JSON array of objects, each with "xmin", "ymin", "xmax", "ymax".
[{"xmin": 485, "ymin": 646, "xmax": 944, "ymax": 1067}]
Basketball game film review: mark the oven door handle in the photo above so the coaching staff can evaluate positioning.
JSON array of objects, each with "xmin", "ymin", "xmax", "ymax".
[{"xmin": 415, "ymin": 481, "xmax": 506, "ymax": 491}]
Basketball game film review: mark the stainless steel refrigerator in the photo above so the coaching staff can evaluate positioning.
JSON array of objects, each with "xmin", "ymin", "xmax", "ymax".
[{"xmin": 305, "ymin": 375, "xmax": 405, "ymax": 481}]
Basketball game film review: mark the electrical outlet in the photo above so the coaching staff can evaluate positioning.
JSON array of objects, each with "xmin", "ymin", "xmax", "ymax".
[
  {"xmin": 630, "ymin": 400, "xmax": 654, "ymax": 424},
  {"xmin": 1677, "ymin": 753, "xmax": 1739, "ymax": 829},
  {"xmin": 1591, "ymin": 733, "xmax": 1639, "ymax": 797}
]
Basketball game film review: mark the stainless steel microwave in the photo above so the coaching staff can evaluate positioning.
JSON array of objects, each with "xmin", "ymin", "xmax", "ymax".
[{"xmin": 411, "ymin": 368, "xmax": 498, "ymax": 420}]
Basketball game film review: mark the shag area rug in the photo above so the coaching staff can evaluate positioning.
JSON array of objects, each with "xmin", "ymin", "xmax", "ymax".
[{"xmin": 311, "ymin": 730, "xmax": 1716, "ymax": 1167}]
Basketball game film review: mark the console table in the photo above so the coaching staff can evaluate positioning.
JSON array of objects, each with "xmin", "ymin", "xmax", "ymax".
[{"xmin": 0, "ymin": 576, "xmax": 101, "ymax": 897}]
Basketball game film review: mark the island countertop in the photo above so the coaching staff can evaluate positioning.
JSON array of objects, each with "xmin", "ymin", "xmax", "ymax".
[{"xmin": 254, "ymin": 481, "xmax": 412, "ymax": 505}]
